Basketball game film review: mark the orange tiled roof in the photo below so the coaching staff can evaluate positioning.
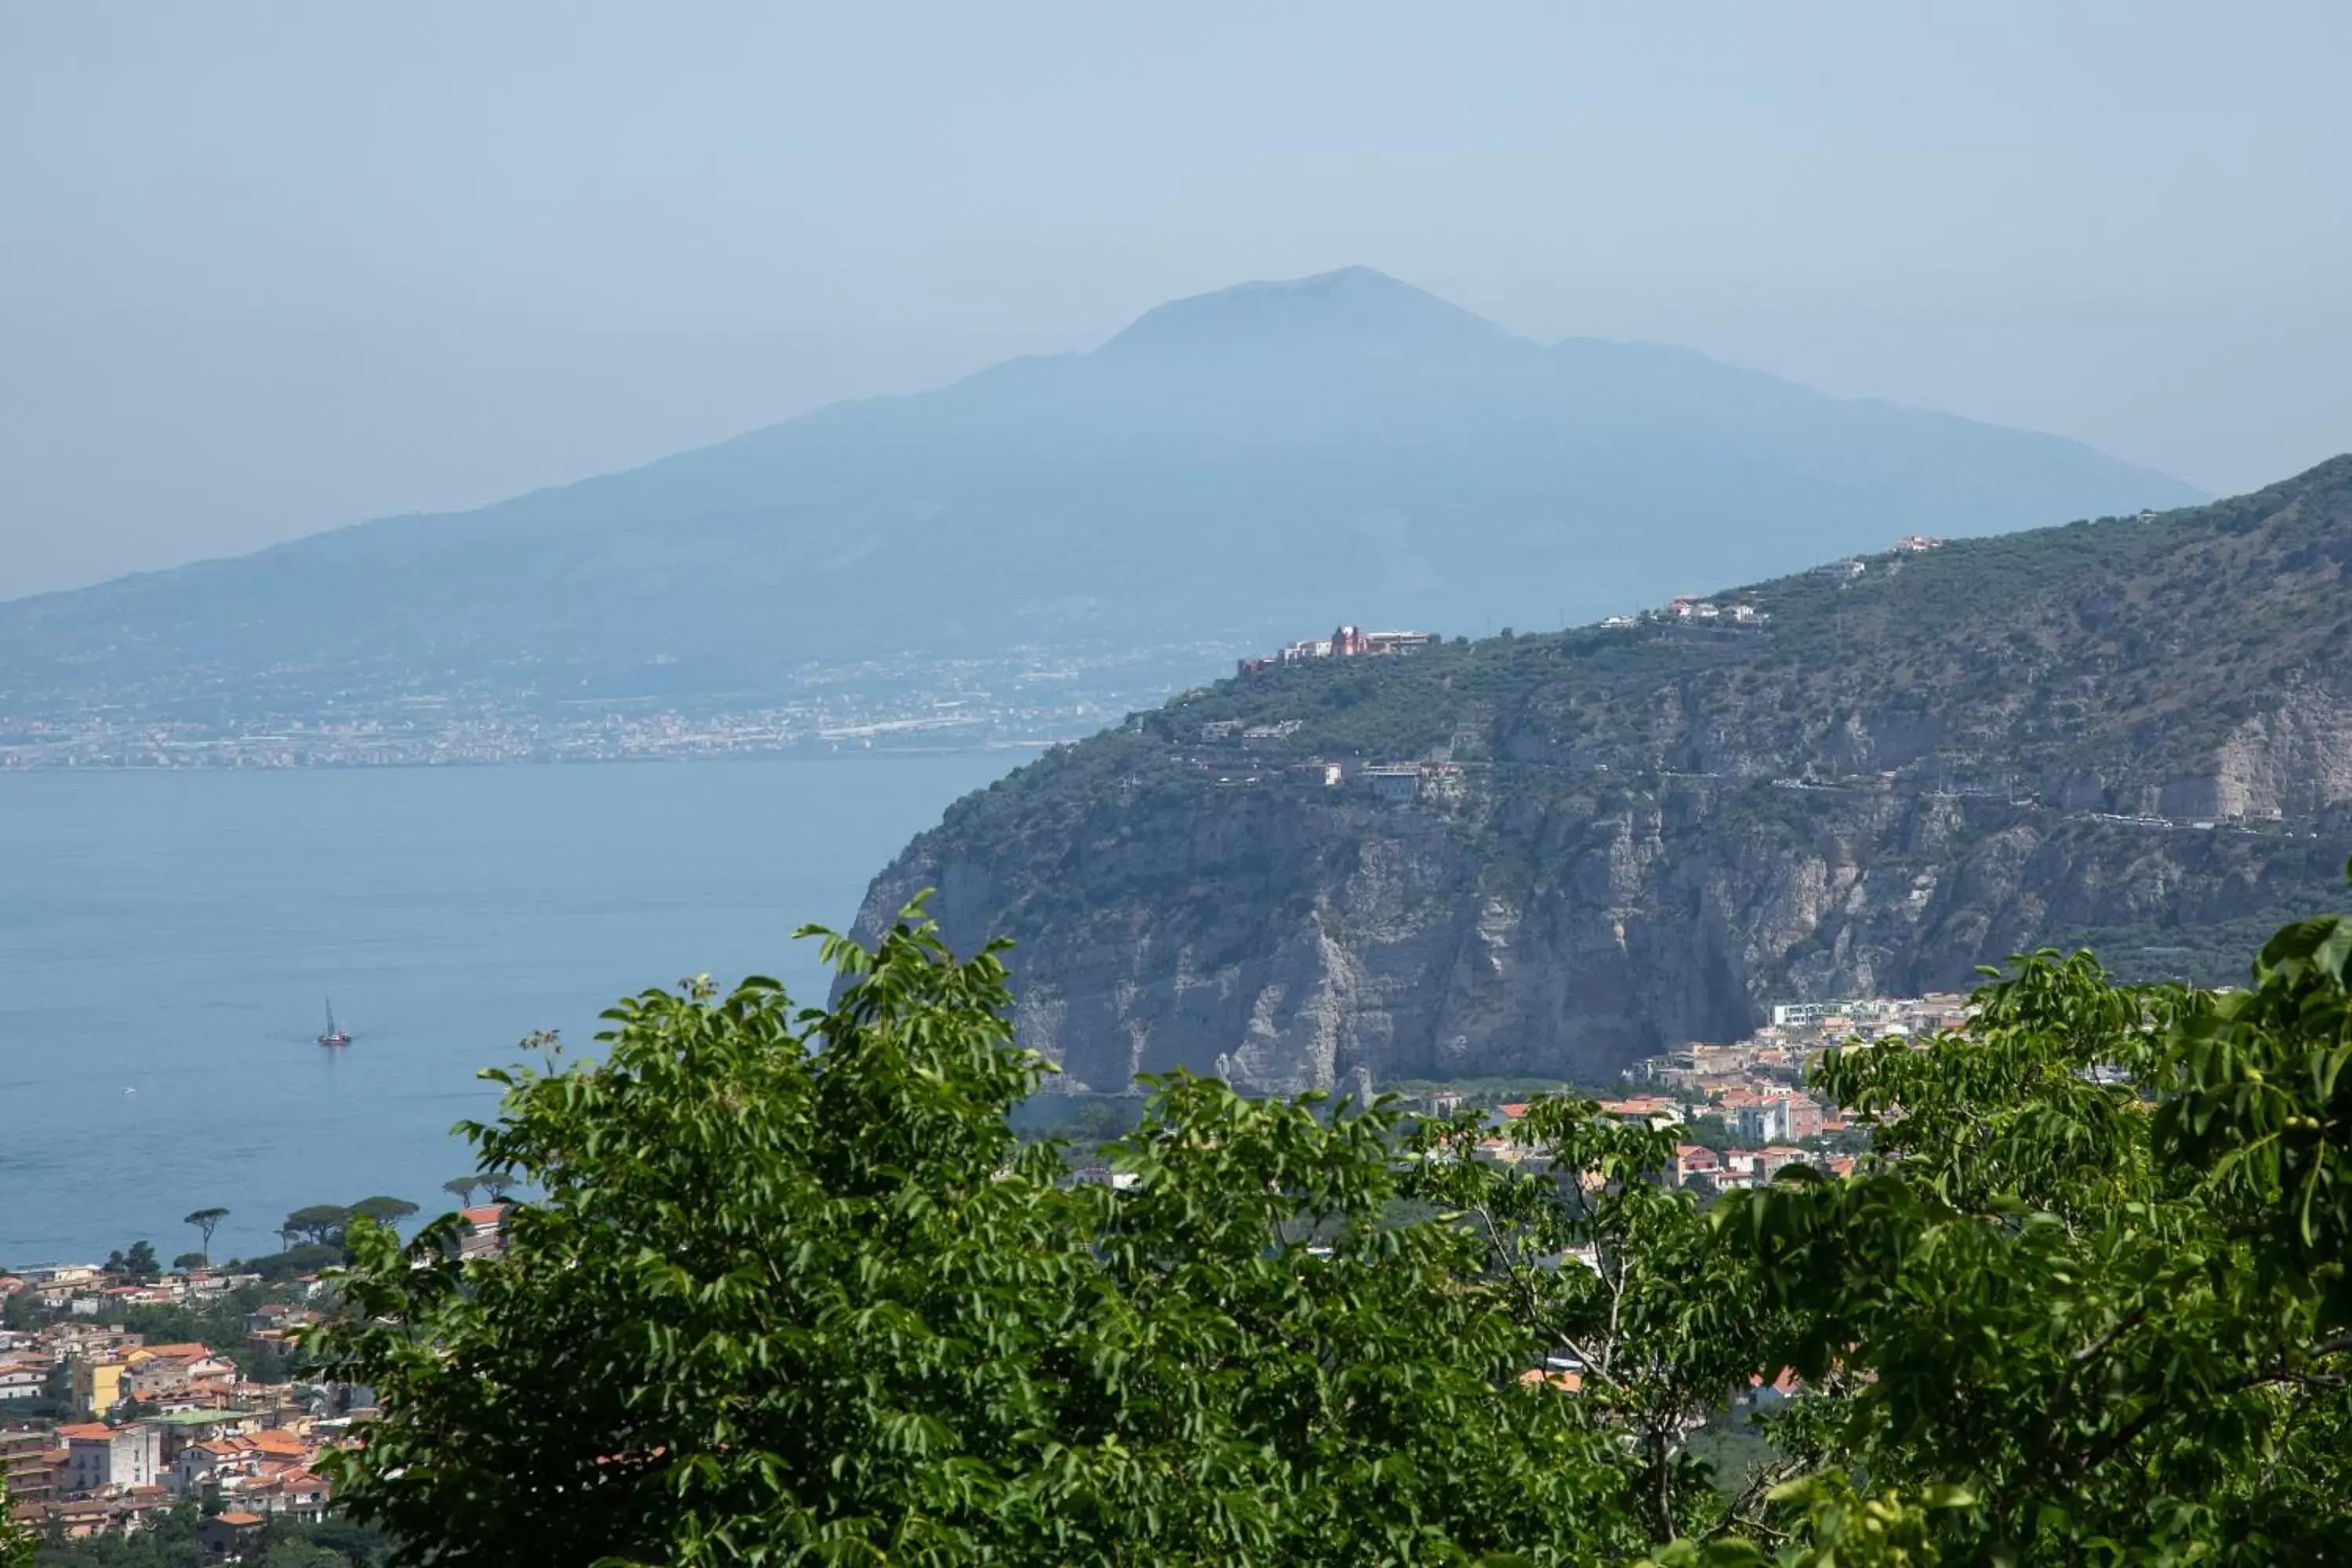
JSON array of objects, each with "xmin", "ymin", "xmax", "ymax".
[{"xmin": 1518, "ymin": 1367, "xmax": 1584, "ymax": 1392}]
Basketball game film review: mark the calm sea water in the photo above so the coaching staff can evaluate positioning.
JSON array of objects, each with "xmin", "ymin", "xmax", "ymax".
[{"xmin": 0, "ymin": 755, "xmax": 1020, "ymax": 1266}]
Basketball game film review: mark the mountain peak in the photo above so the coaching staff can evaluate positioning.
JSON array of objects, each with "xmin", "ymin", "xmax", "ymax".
[{"xmin": 1097, "ymin": 267, "xmax": 1521, "ymax": 358}]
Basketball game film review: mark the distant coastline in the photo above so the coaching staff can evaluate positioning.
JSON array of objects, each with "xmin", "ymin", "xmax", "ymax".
[{"xmin": 0, "ymin": 737, "xmax": 1073, "ymax": 772}]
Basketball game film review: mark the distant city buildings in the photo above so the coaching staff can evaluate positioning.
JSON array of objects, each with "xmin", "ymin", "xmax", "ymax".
[
  {"xmin": 0, "ymin": 641, "xmax": 1244, "ymax": 770},
  {"xmin": 1421, "ymin": 988, "xmax": 1974, "ymax": 1204}
]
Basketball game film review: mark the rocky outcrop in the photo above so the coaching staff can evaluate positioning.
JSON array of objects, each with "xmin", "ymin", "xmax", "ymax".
[
  {"xmin": 2181, "ymin": 692, "xmax": 2352, "ymax": 822},
  {"xmin": 855, "ymin": 773, "xmax": 2350, "ymax": 1094},
  {"xmin": 850, "ymin": 458, "xmax": 2352, "ymax": 1094}
]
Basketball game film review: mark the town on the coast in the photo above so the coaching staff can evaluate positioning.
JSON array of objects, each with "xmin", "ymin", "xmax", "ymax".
[
  {"xmin": 0, "ymin": 642, "xmax": 1242, "ymax": 771},
  {"xmin": 0, "ymin": 1206, "xmax": 507, "ymax": 1550}
]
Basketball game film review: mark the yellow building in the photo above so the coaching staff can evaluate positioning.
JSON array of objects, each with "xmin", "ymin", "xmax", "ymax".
[{"xmin": 70, "ymin": 1356, "xmax": 125, "ymax": 1417}]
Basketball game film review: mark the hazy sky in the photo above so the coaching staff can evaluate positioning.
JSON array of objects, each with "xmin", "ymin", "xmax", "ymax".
[{"xmin": 5, "ymin": 2, "xmax": 2348, "ymax": 597}]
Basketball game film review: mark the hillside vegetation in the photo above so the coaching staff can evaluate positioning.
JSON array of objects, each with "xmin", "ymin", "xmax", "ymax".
[
  {"xmin": 307, "ymin": 887, "xmax": 2352, "ymax": 1566},
  {"xmin": 1133, "ymin": 455, "xmax": 2352, "ymax": 800}
]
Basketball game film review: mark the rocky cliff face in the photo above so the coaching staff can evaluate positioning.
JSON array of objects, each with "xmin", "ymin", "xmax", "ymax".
[
  {"xmin": 2182, "ymin": 692, "xmax": 2352, "ymax": 822},
  {"xmin": 851, "ymin": 459, "xmax": 2352, "ymax": 1094},
  {"xmin": 857, "ymin": 772, "xmax": 2347, "ymax": 1094}
]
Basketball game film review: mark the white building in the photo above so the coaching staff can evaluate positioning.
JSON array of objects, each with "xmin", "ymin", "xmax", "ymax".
[
  {"xmin": 0, "ymin": 1359, "xmax": 47, "ymax": 1401},
  {"xmin": 62, "ymin": 1421, "xmax": 161, "ymax": 1494}
]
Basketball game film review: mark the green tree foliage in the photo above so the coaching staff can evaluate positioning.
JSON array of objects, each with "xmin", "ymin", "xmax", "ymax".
[
  {"xmin": 312, "ymin": 906, "xmax": 1647, "ymax": 1566},
  {"xmin": 25, "ymin": 1506, "xmax": 382, "ymax": 1567},
  {"xmin": 281, "ymin": 1207, "xmax": 354, "ymax": 1248},
  {"xmin": 252, "ymin": 1544, "xmax": 345, "ymax": 1568},
  {"xmin": 1, "ymin": 1478, "xmax": 34, "ymax": 1568},
  {"xmin": 1642, "ymin": 1475, "xmax": 1977, "ymax": 1568},
  {"xmin": 238, "ymin": 1243, "xmax": 345, "ymax": 1281},
  {"xmin": 1727, "ymin": 898, "xmax": 2352, "ymax": 1563},
  {"xmin": 1404, "ymin": 1102, "xmax": 1780, "ymax": 1544},
  {"xmin": 181, "ymin": 1207, "xmax": 228, "ymax": 1264},
  {"xmin": 101, "ymin": 1240, "xmax": 158, "ymax": 1282},
  {"xmin": 346, "ymin": 1197, "xmax": 419, "ymax": 1229},
  {"xmin": 312, "ymin": 880, "xmax": 2352, "ymax": 1565}
]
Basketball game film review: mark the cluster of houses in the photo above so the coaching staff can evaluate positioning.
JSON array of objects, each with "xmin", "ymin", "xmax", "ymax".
[
  {"xmin": 1449, "ymin": 1091, "xmax": 1853, "ymax": 1195},
  {"xmin": 1235, "ymin": 622, "xmax": 1441, "ymax": 677},
  {"xmin": 1, "ymin": 1410, "xmax": 336, "ymax": 1552},
  {"xmin": 1418, "ymin": 992, "xmax": 1973, "ymax": 1199},
  {"xmin": 1639, "ymin": 992, "xmax": 1974, "ymax": 1084},
  {"xmin": 1637, "ymin": 993, "xmax": 1973, "ymax": 1189},
  {"xmin": 2, "ymin": 1208, "xmax": 510, "ymax": 1550},
  {"xmin": 1408, "ymin": 996, "xmax": 1979, "ymax": 1413},
  {"xmin": 1599, "ymin": 595, "xmax": 1772, "ymax": 630},
  {"xmin": 1594, "ymin": 535, "xmax": 1949, "ymax": 631},
  {"xmin": 1664, "ymin": 595, "xmax": 1770, "ymax": 626},
  {"xmin": 0, "ymin": 1289, "xmax": 350, "ymax": 1548}
]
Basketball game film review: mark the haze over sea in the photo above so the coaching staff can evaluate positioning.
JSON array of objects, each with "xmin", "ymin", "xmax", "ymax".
[{"xmin": 0, "ymin": 753, "xmax": 1018, "ymax": 1265}]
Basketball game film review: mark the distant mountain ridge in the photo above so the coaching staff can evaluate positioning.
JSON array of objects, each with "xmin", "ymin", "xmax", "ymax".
[
  {"xmin": 1100, "ymin": 265, "xmax": 1518, "ymax": 355},
  {"xmin": 850, "ymin": 458, "xmax": 2352, "ymax": 1094},
  {"xmin": 0, "ymin": 268, "xmax": 2200, "ymax": 728}
]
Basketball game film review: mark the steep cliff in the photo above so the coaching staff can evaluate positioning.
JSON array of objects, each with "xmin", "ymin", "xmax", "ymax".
[{"xmin": 852, "ymin": 459, "xmax": 2352, "ymax": 1093}]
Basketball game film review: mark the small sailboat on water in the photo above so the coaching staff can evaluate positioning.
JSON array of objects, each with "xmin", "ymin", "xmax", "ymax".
[{"xmin": 317, "ymin": 998, "xmax": 352, "ymax": 1049}]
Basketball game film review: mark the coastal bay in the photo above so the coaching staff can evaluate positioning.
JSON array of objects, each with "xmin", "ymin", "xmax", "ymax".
[{"xmin": 0, "ymin": 753, "xmax": 1018, "ymax": 1265}]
